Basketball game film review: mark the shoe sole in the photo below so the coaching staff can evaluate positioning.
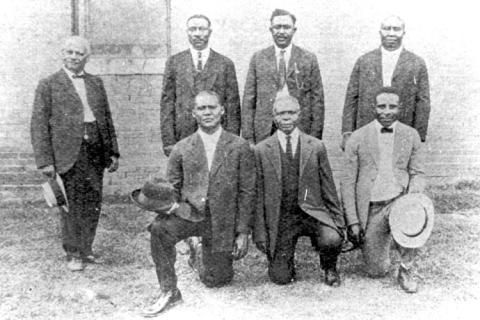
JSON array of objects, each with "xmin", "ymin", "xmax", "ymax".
[{"xmin": 141, "ymin": 298, "xmax": 183, "ymax": 318}]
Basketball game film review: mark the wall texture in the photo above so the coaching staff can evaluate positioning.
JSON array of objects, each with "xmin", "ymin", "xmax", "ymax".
[{"xmin": 1, "ymin": 0, "xmax": 479, "ymax": 196}]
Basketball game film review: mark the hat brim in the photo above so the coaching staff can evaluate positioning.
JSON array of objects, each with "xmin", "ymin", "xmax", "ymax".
[
  {"xmin": 130, "ymin": 189, "xmax": 173, "ymax": 214},
  {"xmin": 389, "ymin": 193, "xmax": 434, "ymax": 248}
]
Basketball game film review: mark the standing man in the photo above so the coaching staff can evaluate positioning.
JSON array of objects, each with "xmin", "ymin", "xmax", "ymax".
[
  {"xmin": 31, "ymin": 36, "xmax": 120, "ymax": 271},
  {"xmin": 341, "ymin": 15, "xmax": 430, "ymax": 150},
  {"xmin": 254, "ymin": 94, "xmax": 344, "ymax": 287},
  {"xmin": 161, "ymin": 14, "xmax": 241, "ymax": 157},
  {"xmin": 242, "ymin": 9, "xmax": 325, "ymax": 145},
  {"xmin": 342, "ymin": 87, "xmax": 426, "ymax": 293},
  {"xmin": 142, "ymin": 90, "xmax": 255, "ymax": 317}
]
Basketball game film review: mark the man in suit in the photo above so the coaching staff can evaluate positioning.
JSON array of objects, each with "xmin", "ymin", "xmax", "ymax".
[
  {"xmin": 342, "ymin": 87, "xmax": 425, "ymax": 293},
  {"xmin": 254, "ymin": 94, "xmax": 344, "ymax": 287},
  {"xmin": 142, "ymin": 90, "xmax": 255, "ymax": 317},
  {"xmin": 160, "ymin": 14, "xmax": 241, "ymax": 157},
  {"xmin": 341, "ymin": 15, "xmax": 430, "ymax": 151},
  {"xmin": 30, "ymin": 36, "xmax": 120, "ymax": 271},
  {"xmin": 242, "ymin": 8, "xmax": 325, "ymax": 145}
]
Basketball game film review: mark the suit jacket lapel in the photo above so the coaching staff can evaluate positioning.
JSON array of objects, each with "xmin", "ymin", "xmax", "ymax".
[
  {"xmin": 182, "ymin": 51, "xmax": 195, "ymax": 92},
  {"xmin": 59, "ymin": 70, "xmax": 83, "ymax": 107},
  {"xmin": 201, "ymin": 50, "xmax": 219, "ymax": 90},
  {"xmin": 287, "ymin": 44, "xmax": 299, "ymax": 78},
  {"xmin": 391, "ymin": 48, "xmax": 408, "ymax": 84},
  {"xmin": 299, "ymin": 132, "xmax": 314, "ymax": 178},
  {"xmin": 392, "ymin": 123, "xmax": 403, "ymax": 166},
  {"xmin": 266, "ymin": 134, "xmax": 282, "ymax": 182},
  {"xmin": 264, "ymin": 46, "xmax": 279, "ymax": 86},
  {"xmin": 209, "ymin": 131, "xmax": 233, "ymax": 179},
  {"xmin": 373, "ymin": 48, "xmax": 383, "ymax": 86},
  {"xmin": 366, "ymin": 123, "xmax": 380, "ymax": 168},
  {"xmin": 186, "ymin": 133, "xmax": 209, "ymax": 177}
]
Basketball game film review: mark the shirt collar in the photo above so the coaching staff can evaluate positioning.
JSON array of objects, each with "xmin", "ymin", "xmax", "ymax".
[
  {"xmin": 274, "ymin": 43, "xmax": 293, "ymax": 58},
  {"xmin": 63, "ymin": 67, "xmax": 85, "ymax": 79},
  {"xmin": 381, "ymin": 45, "xmax": 403, "ymax": 57},
  {"xmin": 197, "ymin": 126, "xmax": 222, "ymax": 142},
  {"xmin": 277, "ymin": 127, "xmax": 299, "ymax": 143},
  {"xmin": 375, "ymin": 119, "xmax": 398, "ymax": 132},
  {"xmin": 190, "ymin": 46, "xmax": 211, "ymax": 60}
]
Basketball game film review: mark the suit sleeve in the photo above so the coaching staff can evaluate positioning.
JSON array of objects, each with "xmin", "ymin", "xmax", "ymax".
[
  {"xmin": 309, "ymin": 54, "xmax": 325, "ymax": 140},
  {"xmin": 241, "ymin": 54, "xmax": 257, "ymax": 142},
  {"xmin": 253, "ymin": 147, "xmax": 267, "ymax": 244},
  {"xmin": 160, "ymin": 56, "xmax": 177, "ymax": 154},
  {"xmin": 166, "ymin": 144, "xmax": 183, "ymax": 200},
  {"xmin": 236, "ymin": 141, "xmax": 256, "ymax": 235},
  {"xmin": 317, "ymin": 143, "xmax": 344, "ymax": 227},
  {"xmin": 413, "ymin": 58, "xmax": 430, "ymax": 142},
  {"xmin": 223, "ymin": 60, "xmax": 241, "ymax": 136},
  {"xmin": 341, "ymin": 136, "xmax": 360, "ymax": 226},
  {"xmin": 98, "ymin": 78, "xmax": 120, "ymax": 158},
  {"xmin": 407, "ymin": 130, "xmax": 426, "ymax": 193},
  {"xmin": 30, "ymin": 78, "xmax": 54, "ymax": 169},
  {"xmin": 342, "ymin": 59, "xmax": 361, "ymax": 134}
]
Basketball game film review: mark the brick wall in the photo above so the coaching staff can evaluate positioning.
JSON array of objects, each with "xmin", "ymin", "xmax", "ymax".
[{"xmin": 1, "ymin": 0, "xmax": 480, "ymax": 198}]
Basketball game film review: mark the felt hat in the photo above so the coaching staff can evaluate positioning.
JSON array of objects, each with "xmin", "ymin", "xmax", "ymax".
[
  {"xmin": 130, "ymin": 177, "xmax": 177, "ymax": 213},
  {"xmin": 389, "ymin": 193, "xmax": 434, "ymax": 248},
  {"xmin": 41, "ymin": 174, "xmax": 69, "ymax": 212}
]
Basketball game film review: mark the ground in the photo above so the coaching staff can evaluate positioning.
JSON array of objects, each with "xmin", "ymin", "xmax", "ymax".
[{"xmin": 0, "ymin": 183, "xmax": 479, "ymax": 320}]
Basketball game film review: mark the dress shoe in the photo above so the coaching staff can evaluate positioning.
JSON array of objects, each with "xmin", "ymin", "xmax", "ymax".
[
  {"xmin": 397, "ymin": 265, "xmax": 418, "ymax": 293},
  {"xmin": 141, "ymin": 289, "xmax": 183, "ymax": 318},
  {"xmin": 67, "ymin": 257, "xmax": 85, "ymax": 272},
  {"xmin": 324, "ymin": 268, "xmax": 341, "ymax": 287},
  {"xmin": 82, "ymin": 254, "xmax": 102, "ymax": 264}
]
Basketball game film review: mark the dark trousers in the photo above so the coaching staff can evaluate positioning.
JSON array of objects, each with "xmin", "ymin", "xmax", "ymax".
[
  {"xmin": 268, "ymin": 206, "xmax": 342, "ymax": 285},
  {"xmin": 59, "ymin": 126, "xmax": 104, "ymax": 259},
  {"xmin": 149, "ymin": 213, "xmax": 233, "ymax": 292}
]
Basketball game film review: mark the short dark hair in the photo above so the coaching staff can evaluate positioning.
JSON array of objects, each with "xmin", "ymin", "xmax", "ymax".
[
  {"xmin": 186, "ymin": 14, "xmax": 211, "ymax": 28},
  {"xmin": 374, "ymin": 87, "xmax": 400, "ymax": 103},
  {"xmin": 270, "ymin": 8, "xmax": 296, "ymax": 25}
]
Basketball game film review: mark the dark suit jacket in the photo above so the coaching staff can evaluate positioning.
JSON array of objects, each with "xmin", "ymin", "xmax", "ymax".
[
  {"xmin": 254, "ymin": 131, "xmax": 344, "ymax": 256},
  {"xmin": 342, "ymin": 48, "xmax": 430, "ymax": 141},
  {"xmin": 31, "ymin": 69, "xmax": 119, "ymax": 174},
  {"xmin": 341, "ymin": 121, "xmax": 425, "ymax": 230},
  {"xmin": 160, "ymin": 49, "xmax": 241, "ymax": 154},
  {"xmin": 167, "ymin": 130, "xmax": 256, "ymax": 252},
  {"xmin": 242, "ymin": 45, "xmax": 325, "ymax": 143}
]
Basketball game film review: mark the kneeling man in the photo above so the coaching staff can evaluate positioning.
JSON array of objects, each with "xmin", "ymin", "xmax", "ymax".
[
  {"xmin": 142, "ymin": 90, "xmax": 255, "ymax": 316},
  {"xmin": 342, "ymin": 87, "xmax": 429, "ymax": 293},
  {"xmin": 254, "ymin": 94, "xmax": 344, "ymax": 286}
]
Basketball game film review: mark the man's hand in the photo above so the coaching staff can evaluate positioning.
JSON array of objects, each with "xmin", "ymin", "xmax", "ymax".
[
  {"xmin": 347, "ymin": 223, "xmax": 364, "ymax": 247},
  {"xmin": 340, "ymin": 132, "xmax": 352, "ymax": 152},
  {"xmin": 163, "ymin": 145, "xmax": 174, "ymax": 157},
  {"xmin": 255, "ymin": 241, "xmax": 267, "ymax": 255},
  {"xmin": 107, "ymin": 156, "xmax": 119, "ymax": 173},
  {"xmin": 40, "ymin": 165, "xmax": 56, "ymax": 179},
  {"xmin": 232, "ymin": 233, "xmax": 249, "ymax": 260}
]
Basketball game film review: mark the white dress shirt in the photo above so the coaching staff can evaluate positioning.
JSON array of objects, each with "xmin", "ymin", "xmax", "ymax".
[
  {"xmin": 274, "ymin": 43, "xmax": 292, "ymax": 71},
  {"xmin": 381, "ymin": 46, "xmax": 403, "ymax": 86},
  {"xmin": 370, "ymin": 120, "xmax": 404, "ymax": 201},
  {"xmin": 277, "ymin": 127, "xmax": 299, "ymax": 158},
  {"xmin": 63, "ymin": 67, "xmax": 96, "ymax": 122},
  {"xmin": 197, "ymin": 127, "xmax": 222, "ymax": 171},
  {"xmin": 190, "ymin": 46, "xmax": 211, "ymax": 71}
]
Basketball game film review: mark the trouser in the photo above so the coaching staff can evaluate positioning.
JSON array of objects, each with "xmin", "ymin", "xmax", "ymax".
[
  {"xmin": 149, "ymin": 213, "xmax": 233, "ymax": 292},
  {"xmin": 362, "ymin": 200, "xmax": 417, "ymax": 277},
  {"xmin": 268, "ymin": 206, "xmax": 343, "ymax": 285},
  {"xmin": 59, "ymin": 133, "xmax": 104, "ymax": 259}
]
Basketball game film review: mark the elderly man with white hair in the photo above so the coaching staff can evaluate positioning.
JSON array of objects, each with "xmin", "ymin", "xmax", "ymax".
[{"xmin": 31, "ymin": 36, "xmax": 120, "ymax": 271}]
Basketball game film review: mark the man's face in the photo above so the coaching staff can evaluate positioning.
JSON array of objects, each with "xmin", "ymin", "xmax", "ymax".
[
  {"xmin": 273, "ymin": 99, "xmax": 300, "ymax": 134},
  {"xmin": 375, "ymin": 93, "xmax": 400, "ymax": 127},
  {"xmin": 379, "ymin": 16, "xmax": 405, "ymax": 51},
  {"xmin": 187, "ymin": 17, "xmax": 211, "ymax": 50},
  {"xmin": 62, "ymin": 40, "xmax": 89, "ymax": 73},
  {"xmin": 192, "ymin": 94, "xmax": 224, "ymax": 132},
  {"xmin": 270, "ymin": 15, "xmax": 296, "ymax": 49}
]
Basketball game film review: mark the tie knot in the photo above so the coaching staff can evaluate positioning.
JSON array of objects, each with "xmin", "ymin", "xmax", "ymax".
[
  {"xmin": 198, "ymin": 51, "xmax": 202, "ymax": 58},
  {"xmin": 280, "ymin": 49, "xmax": 286, "ymax": 56}
]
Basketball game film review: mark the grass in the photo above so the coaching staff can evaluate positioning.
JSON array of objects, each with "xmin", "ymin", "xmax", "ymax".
[{"xmin": 0, "ymin": 181, "xmax": 479, "ymax": 319}]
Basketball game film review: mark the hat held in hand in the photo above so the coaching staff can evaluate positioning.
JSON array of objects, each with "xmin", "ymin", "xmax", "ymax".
[
  {"xmin": 389, "ymin": 193, "xmax": 434, "ymax": 248},
  {"xmin": 130, "ymin": 177, "xmax": 177, "ymax": 213},
  {"xmin": 41, "ymin": 174, "xmax": 69, "ymax": 212}
]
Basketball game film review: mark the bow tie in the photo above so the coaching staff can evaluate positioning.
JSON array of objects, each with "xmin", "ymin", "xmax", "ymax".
[
  {"xmin": 72, "ymin": 74, "xmax": 85, "ymax": 79},
  {"xmin": 380, "ymin": 127, "xmax": 394, "ymax": 133}
]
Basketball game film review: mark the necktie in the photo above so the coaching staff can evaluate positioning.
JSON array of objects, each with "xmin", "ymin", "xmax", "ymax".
[
  {"xmin": 278, "ymin": 49, "xmax": 286, "ymax": 88},
  {"xmin": 197, "ymin": 51, "xmax": 203, "ymax": 71},
  {"xmin": 72, "ymin": 74, "xmax": 85, "ymax": 79},
  {"xmin": 286, "ymin": 134, "xmax": 293, "ymax": 159},
  {"xmin": 380, "ymin": 127, "xmax": 394, "ymax": 133}
]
